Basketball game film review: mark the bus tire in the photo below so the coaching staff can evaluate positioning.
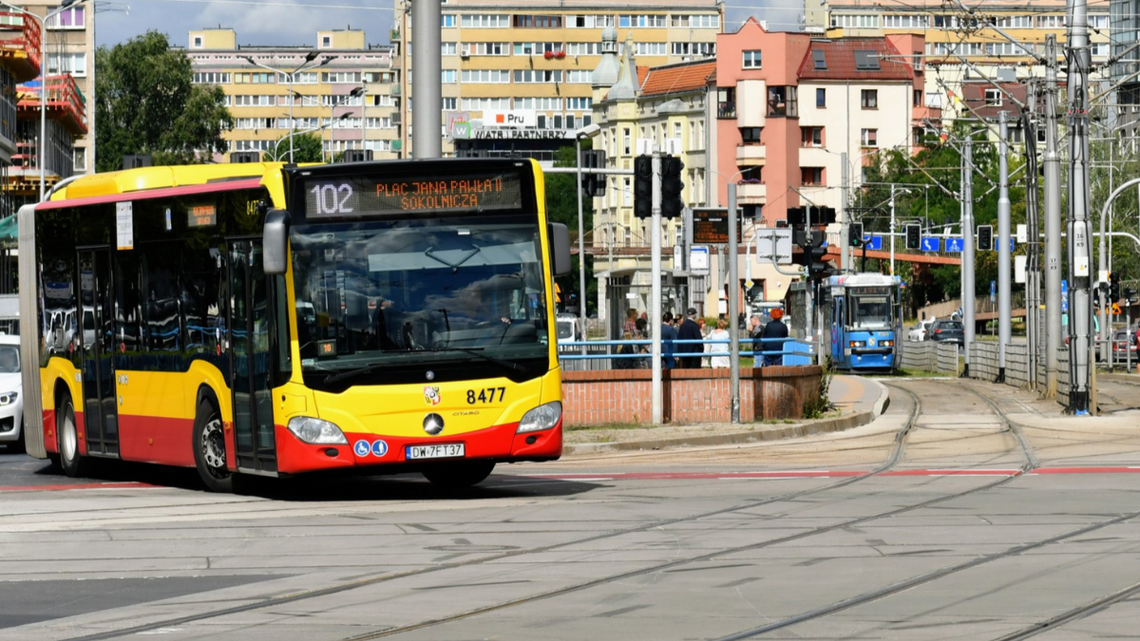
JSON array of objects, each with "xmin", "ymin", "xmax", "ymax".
[
  {"xmin": 422, "ymin": 461, "xmax": 495, "ymax": 488},
  {"xmin": 57, "ymin": 394, "xmax": 87, "ymax": 477},
  {"xmin": 192, "ymin": 399, "xmax": 234, "ymax": 493}
]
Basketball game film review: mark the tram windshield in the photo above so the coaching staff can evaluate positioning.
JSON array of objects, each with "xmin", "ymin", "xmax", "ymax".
[{"xmin": 849, "ymin": 294, "xmax": 892, "ymax": 329}]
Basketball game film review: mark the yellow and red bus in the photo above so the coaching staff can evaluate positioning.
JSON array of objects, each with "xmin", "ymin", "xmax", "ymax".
[{"xmin": 18, "ymin": 159, "xmax": 571, "ymax": 491}]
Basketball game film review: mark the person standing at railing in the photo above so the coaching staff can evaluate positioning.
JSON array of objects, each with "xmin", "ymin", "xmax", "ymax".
[
  {"xmin": 661, "ymin": 312, "xmax": 677, "ymax": 369},
  {"xmin": 708, "ymin": 319, "xmax": 730, "ymax": 368},
  {"xmin": 759, "ymin": 307, "xmax": 789, "ymax": 367},
  {"xmin": 676, "ymin": 308, "xmax": 704, "ymax": 369}
]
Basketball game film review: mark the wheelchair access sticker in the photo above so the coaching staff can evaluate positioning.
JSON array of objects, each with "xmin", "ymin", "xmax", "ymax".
[{"xmin": 354, "ymin": 440, "xmax": 389, "ymax": 458}]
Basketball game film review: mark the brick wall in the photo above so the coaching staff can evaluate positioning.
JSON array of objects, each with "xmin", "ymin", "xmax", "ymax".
[{"xmin": 561, "ymin": 366, "xmax": 823, "ymax": 426}]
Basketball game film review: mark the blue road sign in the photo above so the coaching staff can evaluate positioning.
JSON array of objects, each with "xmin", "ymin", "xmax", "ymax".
[
  {"xmin": 1010, "ymin": 238, "xmax": 1016, "ymax": 252},
  {"xmin": 864, "ymin": 235, "xmax": 883, "ymax": 250},
  {"xmin": 921, "ymin": 237, "xmax": 941, "ymax": 252},
  {"xmin": 944, "ymin": 237, "xmax": 964, "ymax": 252},
  {"xmin": 990, "ymin": 280, "xmax": 996, "ymax": 302}
]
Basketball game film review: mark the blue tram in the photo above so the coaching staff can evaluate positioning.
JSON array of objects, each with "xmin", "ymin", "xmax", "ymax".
[{"xmin": 823, "ymin": 273, "xmax": 902, "ymax": 372}]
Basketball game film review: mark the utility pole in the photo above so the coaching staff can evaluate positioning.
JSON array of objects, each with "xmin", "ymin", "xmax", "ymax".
[
  {"xmin": 651, "ymin": 154, "xmax": 663, "ymax": 425},
  {"xmin": 411, "ymin": 0, "xmax": 441, "ymax": 158},
  {"xmin": 1044, "ymin": 34, "xmax": 1063, "ymax": 399},
  {"xmin": 728, "ymin": 182, "xmax": 741, "ymax": 424},
  {"xmin": 889, "ymin": 184, "xmax": 897, "ymax": 276},
  {"xmin": 1066, "ymin": 0, "xmax": 1094, "ymax": 415},
  {"xmin": 997, "ymin": 111, "xmax": 1012, "ymax": 384},
  {"xmin": 962, "ymin": 138, "xmax": 976, "ymax": 378},
  {"xmin": 840, "ymin": 153, "xmax": 850, "ymax": 272},
  {"xmin": 1023, "ymin": 90, "xmax": 1042, "ymax": 391}
]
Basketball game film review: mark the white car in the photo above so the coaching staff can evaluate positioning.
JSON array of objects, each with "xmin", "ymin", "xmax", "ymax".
[
  {"xmin": 0, "ymin": 335, "xmax": 23, "ymax": 452},
  {"xmin": 908, "ymin": 317, "xmax": 936, "ymax": 342}
]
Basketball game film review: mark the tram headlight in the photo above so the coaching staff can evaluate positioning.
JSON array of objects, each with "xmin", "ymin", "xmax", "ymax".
[
  {"xmin": 287, "ymin": 416, "xmax": 349, "ymax": 445},
  {"xmin": 849, "ymin": 341, "xmax": 866, "ymax": 348},
  {"xmin": 881, "ymin": 340, "xmax": 894, "ymax": 347},
  {"xmin": 517, "ymin": 401, "xmax": 562, "ymax": 434}
]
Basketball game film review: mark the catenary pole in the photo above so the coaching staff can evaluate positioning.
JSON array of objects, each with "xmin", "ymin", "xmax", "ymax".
[
  {"xmin": 1044, "ymin": 34, "xmax": 1063, "ymax": 399},
  {"xmin": 997, "ymin": 111, "xmax": 1011, "ymax": 383},
  {"xmin": 1066, "ymin": 0, "xmax": 1094, "ymax": 414},
  {"xmin": 411, "ymin": 0, "xmax": 441, "ymax": 158}
]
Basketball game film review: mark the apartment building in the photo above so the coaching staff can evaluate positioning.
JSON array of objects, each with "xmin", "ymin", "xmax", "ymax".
[
  {"xmin": 1111, "ymin": 0, "xmax": 1140, "ymax": 143},
  {"xmin": 186, "ymin": 28, "xmax": 402, "ymax": 161},
  {"xmin": 804, "ymin": 0, "xmax": 1110, "ymax": 134},
  {"xmin": 393, "ymin": 0, "xmax": 722, "ymax": 162}
]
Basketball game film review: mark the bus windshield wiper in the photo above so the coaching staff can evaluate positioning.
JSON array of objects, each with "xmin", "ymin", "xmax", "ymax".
[
  {"xmin": 431, "ymin": 347, "xmax": 525, "ymax": 373},
  {"xmin": 323, "ymin": 362, "xmax": 387, "ymax": 386}
]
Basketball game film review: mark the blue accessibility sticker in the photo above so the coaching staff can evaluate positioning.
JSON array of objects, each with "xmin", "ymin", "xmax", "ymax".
[
  {"xmin": 354, "ymin": 440, "xmax": 371, "ymax": 457},
  {"xmin": 371, "ymin": 440, "xmax": 389, "ymax": 457}
]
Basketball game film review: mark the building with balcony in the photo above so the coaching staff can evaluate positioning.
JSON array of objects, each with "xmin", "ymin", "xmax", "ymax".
[
  {"xmin": 0, "ymin": 8, "xmax": 41, "ymax": 219},
  {"xmin": 393, "ymin": 0, "xmax": 722, "ymax": 162},
  {"xmin": 186, "ymin": 28, "xmax": 402, "ymax": 162},
  {"xmin": 1111, "ymin": 0, "xmax": 1140, "ymax": 145},
  {"xmin": 15, "ymin": 73, "xmax": 87, "ymax": 198}
]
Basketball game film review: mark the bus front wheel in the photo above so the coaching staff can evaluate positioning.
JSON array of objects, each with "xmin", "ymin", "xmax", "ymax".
[
  {"xmin": 193, "ymin": 399, "xmax": 234, "ymax": 493},
  {"xmin": 422, "ymin": 461, "xmax": 495, "ymax": 488},
  {"xmin": 57, "ymin": 395, "xmax": 87, "ymax": 477}
]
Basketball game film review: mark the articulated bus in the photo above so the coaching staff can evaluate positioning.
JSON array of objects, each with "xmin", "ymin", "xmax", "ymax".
[
  {"xmin": 822, "ymin": 273, "xmax": 902, "ymax": 373},
  {"xmin": 18, "ymin": 159, "xmax": 572, "ymax": 491}
]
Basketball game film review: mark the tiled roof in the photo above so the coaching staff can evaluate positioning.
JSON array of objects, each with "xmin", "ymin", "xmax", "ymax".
[
  {"xmin": 640, "ymin": 60, "xmax": 716, "ymax": 97},
  {"xmin": 797, "ymin": 39, "xmax": 913, "ymax": 81}
]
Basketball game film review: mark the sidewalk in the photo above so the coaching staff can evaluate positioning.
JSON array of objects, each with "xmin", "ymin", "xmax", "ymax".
[{"xmin": 563, "ymin": 374, "xmax": 889, "ymax": 456}]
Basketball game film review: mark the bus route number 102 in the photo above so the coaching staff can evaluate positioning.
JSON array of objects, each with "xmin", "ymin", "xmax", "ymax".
[{"xmin": 310, "ymin": 183, "xmax": 355, "ymax": 216}]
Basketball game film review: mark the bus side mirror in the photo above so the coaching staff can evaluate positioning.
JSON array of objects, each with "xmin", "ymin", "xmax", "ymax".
[
  {"xmin": 264, "ymin": 209, "xmax": 291, "ymax": 275},
  {"xmin": 549, "ymin": 222, "xmax": 571, "ymax": 276}
]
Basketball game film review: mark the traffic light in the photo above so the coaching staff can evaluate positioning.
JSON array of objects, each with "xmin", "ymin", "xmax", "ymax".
[
  {"xmin": 1110, "ymin": 272, "xmax": 1121, "ymax": 302},
  {"xmin": 850, "ymin": 222, "xmax": 864, "ymax": 247},
  {"xmin": 807, "ymin": 230, "xmax": 830, "ymax": 278},
  {"xmin": 905, "ymin": 224, "xmax": 921, "ymax": 250},
  {"xmin": 582, "ymin": 149, "xmax": 606, "ymax": 197},
  {"xmin": 634, "ymin": 155, "xmax": 652, "ymax": 219},
  {"xmin": 977, "ymin": 225, "xmax": 993, "ymax": 251},
  {"xmin": 661, "ymin": 154, "xmax": 684, "ymax": 219}
]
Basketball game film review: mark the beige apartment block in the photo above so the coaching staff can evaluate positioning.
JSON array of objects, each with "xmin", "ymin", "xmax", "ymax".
[
  {"xmin": 392, "ymin": 0, "xmax": 722, "ymax": 162},
  {"xmin": 186, "ymin": 28, "xmax": 402, "ymax": 162}
]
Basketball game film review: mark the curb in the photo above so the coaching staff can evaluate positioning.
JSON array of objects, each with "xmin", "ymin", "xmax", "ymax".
[
  {"xmin": 564, "ymin": 410, "xmax": 874, "ymax": 456},
  {"xmin": 868, "ymin": 378, "xmax": 891, "ymax": 416}
]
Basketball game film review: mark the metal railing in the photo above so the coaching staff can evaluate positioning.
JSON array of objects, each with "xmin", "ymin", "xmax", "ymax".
[{"xmin": 557, "ymin": 337, "xmax": 815, "ymax": 370}]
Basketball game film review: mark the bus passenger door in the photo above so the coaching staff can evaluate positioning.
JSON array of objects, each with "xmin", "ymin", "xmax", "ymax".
[
  {"xmin": 78, "ymin": 249, "xmax": 119, "ymax": 457},
  {"xmin": 228, "ymin": 240, "xmax": 277, "ymax": 474}
]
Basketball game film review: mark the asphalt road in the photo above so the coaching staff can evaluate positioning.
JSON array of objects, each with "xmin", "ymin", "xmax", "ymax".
[{"xmin": 3, "ymin": 378, "xmax": 1140, "ymax": 640}]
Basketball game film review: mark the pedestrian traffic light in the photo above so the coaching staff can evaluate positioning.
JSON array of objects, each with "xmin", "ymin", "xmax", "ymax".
[
  {"xmin": 802, "ymin": 230, "xmax": 830, "ymax": 278},
  {"xmin": 905, "ymin": 224, "xmax": 921, "ymax": 250},
  {"xmin": 661, "ymin": 154, "xmax": 684, "ymax": 219},
  {"xmin": 634, "ymin": 155, "xmax": 652, "ymax": 219},
  {"xmin": 977, "ymin": 225, "xmax": 993, "ymax": 251},
  {"xmin": 582, "ymin": 149, "xmax": 606, "ymax": 197},
  {"xmin": 850, "ymin": 222, "xmax": 864, "ymax": 247}
]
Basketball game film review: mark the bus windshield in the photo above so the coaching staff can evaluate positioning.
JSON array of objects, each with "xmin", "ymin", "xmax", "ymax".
[
  {"xmin": 290, "ymin": 214, "xmax": 549, "ymax": 381},
  {"xmin": 849, "ymin": 293, "xmax": 892, "ymax": 329}
]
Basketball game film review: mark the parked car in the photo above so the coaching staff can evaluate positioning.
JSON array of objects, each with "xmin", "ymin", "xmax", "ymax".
[
  {"xmin": 0, "ymin": 334, "xmax": 23, "ymax": 453},
  {"xmin": 908, "ymin": 317, "xmax": 936, "ymax": 342},
  {"xmin": 926, "ymin": 319, "xmax": 965, "ymax": 347},
  {"xmin": 1112, "ymin": 329, "xmax": 1138, "ymax": 360}
]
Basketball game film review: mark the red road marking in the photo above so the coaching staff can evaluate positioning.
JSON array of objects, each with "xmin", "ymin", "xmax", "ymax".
[{"xmin": 0, "ymin": 482, "xmax": 155, "ymax": 492}]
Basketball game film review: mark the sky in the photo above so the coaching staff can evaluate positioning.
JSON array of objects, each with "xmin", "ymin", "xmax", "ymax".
[{"xmin": 94, "ymin": 0, "xmax": 807, "ymax": 48}]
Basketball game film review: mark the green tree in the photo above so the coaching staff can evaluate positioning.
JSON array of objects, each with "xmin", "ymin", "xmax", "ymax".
[
  {"xmin": 95, "ymin": 31, "xmax": 234, "ymax": 172},
  {"xmin": 266, "ymin": 132, "xmax": 324, "ymax": 163},
  {"xmin": 547, "ymin": 144, "xmax": 596, "ymax": 314}
]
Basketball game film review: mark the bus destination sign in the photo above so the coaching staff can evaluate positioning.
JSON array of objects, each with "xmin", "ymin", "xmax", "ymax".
[{"xmin": 304, "ymin": 172, "xmax": 523, "ymax": 218}]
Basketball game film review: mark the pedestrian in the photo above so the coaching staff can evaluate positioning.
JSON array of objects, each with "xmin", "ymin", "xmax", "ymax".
[
  {"xmin": 748, "ymin": 314, "xmax": 763, "ymax": 341},
  {"xmin": 614, "ymin": 331, "xmax": 635, "ymax": 369},
  {"xmin": 676, "ymin": 308, "xmax": 704, "ymax": 368},
  {"xmin": 708, "ymin": 319, "xmax": 730, "ymax": 368},
  {"xmin": 624, "ymin": 308, "xmax": 640, "ymax": 338},
  {"xmin": 696, "ymin": 317, "xmax": 710, "ymax": 366},
  {"xmin": 634, "ymin": 317, "xmax": 650, "ymax": 368},
  {"xmin": 661, "ymin": 312, "xmax": 677, "ymax": 369},
  {"xmin": 760, "ymin": 307, "xmax": 789, "ymax": 367}
]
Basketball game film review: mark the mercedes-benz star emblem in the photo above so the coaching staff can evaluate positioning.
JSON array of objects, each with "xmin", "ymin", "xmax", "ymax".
[{"xmin": 423, "ymin": 413, "xmax": 445, "ymax": 435}]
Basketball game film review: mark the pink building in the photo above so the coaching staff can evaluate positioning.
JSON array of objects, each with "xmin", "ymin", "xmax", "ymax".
[{"xmin": 714, "ymin": 19, "xmax": 938, "ymax": 224}]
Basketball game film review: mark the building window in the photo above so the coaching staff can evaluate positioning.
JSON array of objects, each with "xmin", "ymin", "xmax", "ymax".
[
  {"xmin": 192, "ymin": 36, "xmax": 203, "ymax": 49},
  {"xmin": 47, "ymin": 53, "xmax": 87, "ymax": 77},
  {"xmin": 740, "ymin": 127, "xmax": 761, "ymax": 143},
  {"xmin": 46, "ymin": 6, "xmax": 85, "ymax": 28},
  {"xmin": 322, "ymin": 35, "xmax": 331, "ymax": 48},
  {"xmin": 861, "ymin": 128, "xmax": 878, "ymax": 147},
  {"xmin": 914, "ymin": 89, "xmax": 922, "ymax": 106},
  {"xmin": 816, "ymin": 88, "xmax": 826, "ymax": 108},
  {"xmin": 73, "ymin": 147, "xmax": 87, "ymax": 173},
  {"xmin": 513, "ymin": 14, "xmax": 563, "ymax": 28},
  {"xmin": 441, "ymin": 14, "xmax": 456, "ymax": 27},
  {"xmin": 984, "ymin": 88, "xmax": 1002, "ymax": 106},
  {"xmin": 623, "ymin": 128, "xmax": 631, "ymax": 155},
  {"xmin": 801, "ymin": 127, "xmax": 823, "ymax": 147},
  {"xmin": 717, "ymin": 87, "xmax": 736, "ymax": 118},
  {"xmin": 801, "ymin": 167, "xmax": 823, "ymax": 185},
  {"xmin": 861, "ymin": 89, "xmax": 878, "ymax": 109},
  {"xmin": 767, "ymin": 86, "xmax": 797, "ymax": 117},
  {"xmin": 442, "ymin": 97, "xmax": 457, "ymax": 110},
  {"xmin": 742, "ymin": 50, "xmax": 762, "ymax": 69}
]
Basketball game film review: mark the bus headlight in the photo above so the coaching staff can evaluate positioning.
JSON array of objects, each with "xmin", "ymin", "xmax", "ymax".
[
  {"xmin": 849, "ymin": 341, "xmax": 866, "ymax": 348},
  {"xmin": 517, "ymin": 401, "xmax": 562, "ymax": 434},
  {"xmin": 0, "ymin": 391, "xmax": 17, "ymax": 406},
  {"xmin": 287, "ymin": 416, "xmax": 349, "ymax": 445}
]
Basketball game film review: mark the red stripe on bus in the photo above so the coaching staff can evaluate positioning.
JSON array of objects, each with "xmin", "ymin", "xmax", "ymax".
[{"xmin": 36, "ymin": 178, "xmax": 265, "ymax": 210}]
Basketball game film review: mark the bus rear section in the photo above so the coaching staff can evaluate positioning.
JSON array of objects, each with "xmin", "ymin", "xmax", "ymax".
[{"xmin": 826, "ymin": 274, "xmax": 901, "ymax": 373}]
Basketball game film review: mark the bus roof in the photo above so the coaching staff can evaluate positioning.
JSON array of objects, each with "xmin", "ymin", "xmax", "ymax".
[
  {"xmin": 49, "ymin": 162, "xmax": 287, "ymax": 202},
  {"xmin": 828, "ymin": 273, "xmax": 900, "ymax": 288}
]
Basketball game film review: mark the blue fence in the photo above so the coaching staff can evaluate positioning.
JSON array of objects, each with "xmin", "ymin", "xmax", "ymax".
[{"xmin": 556, "ymin": 337, "xmax": 815, "ymax": 371}]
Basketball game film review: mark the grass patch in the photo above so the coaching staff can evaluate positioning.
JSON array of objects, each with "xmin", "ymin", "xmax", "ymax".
[
  {"xmin": 567, "ymin": 422, "xmax": 646, "ymax": 431},
  {"xmin": 888, "ymin": 368, "xmax": 952, "ymax": 378}
]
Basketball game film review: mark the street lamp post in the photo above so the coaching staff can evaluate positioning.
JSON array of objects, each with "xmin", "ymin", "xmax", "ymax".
[
  {"xmin": 574, "ymin": 124, "xmax": 601, "ymax": 355},
  {"xmin": 2, "ymin": 0, "xmax": 86, "ymax": 201},
  {"xmin": 272, "ymin": 115, "xmax": 348, "ymax": 160},
  {"xmin": 324, "ymin": 86, "xmax": 363, "ymax": 162},
  {"xmin": 242, "ymin": 51, "xmax": 333, "ymax": 163}
]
